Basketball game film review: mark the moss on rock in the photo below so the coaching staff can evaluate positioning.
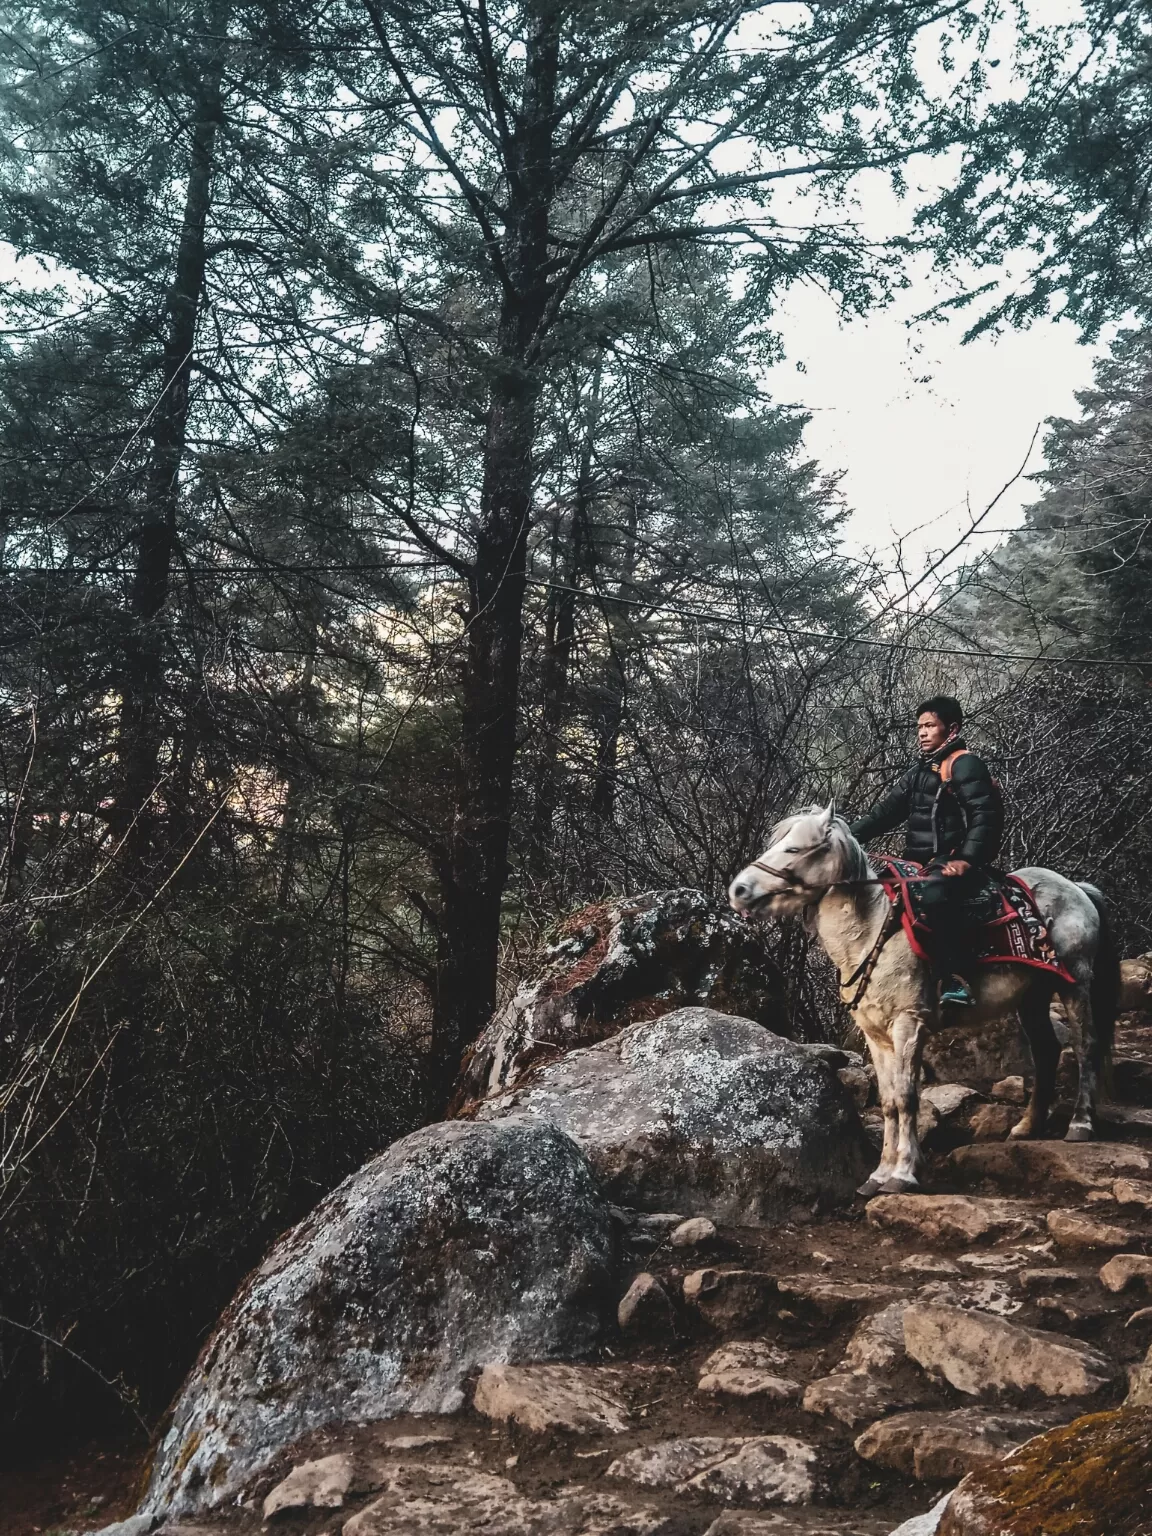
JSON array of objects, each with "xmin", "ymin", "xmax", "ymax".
[{"xmin": 940, "ymin": 1407, "xmax": 1152, "ymax": 1536}]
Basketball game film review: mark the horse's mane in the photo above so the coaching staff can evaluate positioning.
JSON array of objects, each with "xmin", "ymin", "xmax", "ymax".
[{"xmin": 768, "ymin": 806, "xmax": 871, "ymax": 885}]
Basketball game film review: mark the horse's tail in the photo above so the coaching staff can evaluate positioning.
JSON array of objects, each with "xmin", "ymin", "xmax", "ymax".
[{"xmin": 1079, "ymin": 882, "xmax": 1119, "ymax": 1098}]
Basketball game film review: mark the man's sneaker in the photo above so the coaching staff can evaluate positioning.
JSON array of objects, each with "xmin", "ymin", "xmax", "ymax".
[{"xmin": 940, "ymin": 975, "xmax": 975, "ymax": 1007}]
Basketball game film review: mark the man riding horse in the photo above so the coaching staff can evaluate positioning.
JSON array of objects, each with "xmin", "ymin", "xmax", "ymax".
[{"xmin": 849, "ymin": 695, "xmax": 1002, "ymax": 1009}]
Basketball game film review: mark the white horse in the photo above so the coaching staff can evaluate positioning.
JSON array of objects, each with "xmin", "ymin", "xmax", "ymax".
[{"xmin": 728, "ymin": 805, "xmax": 1119, "ymax": 1195}]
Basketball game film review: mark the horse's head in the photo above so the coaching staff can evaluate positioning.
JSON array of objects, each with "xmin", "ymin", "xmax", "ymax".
[{"xmin": 728, "ymin": 802, "xmax": 867, "ymax": 917}]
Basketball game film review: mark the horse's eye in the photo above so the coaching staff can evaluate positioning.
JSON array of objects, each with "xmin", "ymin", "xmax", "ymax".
[{"xmin": 783, "ymin": 846, "xmax": 800, "ymax": 853}]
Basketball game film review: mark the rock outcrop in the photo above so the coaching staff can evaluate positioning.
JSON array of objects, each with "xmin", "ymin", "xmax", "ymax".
[
  {"xmin": 142, "ymin": 1121, "xmax": 616, "ymax": 1516},
  {"xmin": 939, "ymin": 1407, "xmax": 1152, "ymax": 1535},
  {"xmin": 455, "ymin": 889, "xmax": 785, "ymax": 1106},
  {"xmin": 476, "ymin": 1008, "xmax": 872, "ymax": 1221}
]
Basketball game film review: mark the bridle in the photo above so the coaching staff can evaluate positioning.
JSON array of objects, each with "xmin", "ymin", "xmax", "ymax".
[{"xmin": 743, "ymin": 853, "xmax": 897, "ymax": 1009}]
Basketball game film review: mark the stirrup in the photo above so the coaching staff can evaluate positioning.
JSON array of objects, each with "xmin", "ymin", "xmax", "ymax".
[{"xmin": 939, "ymin": 974, "xmax": 974, "ymax": 1007}]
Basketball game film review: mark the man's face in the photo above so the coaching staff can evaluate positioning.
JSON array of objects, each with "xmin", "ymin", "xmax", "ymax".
[{"xmin": 917, "ymin": 711, "xmax": 952, "ymax": 754}]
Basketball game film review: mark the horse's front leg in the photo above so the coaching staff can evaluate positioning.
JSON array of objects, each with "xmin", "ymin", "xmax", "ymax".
[
  {"xmin": 1063, "ymin": 984, "xmax": 1102, "ymax": 1142},
  {"xmin": 857, "ymin": 1026, "xmax": 899, "ymax": 1198},
  {"xmin": 881, "ymin": 1009, "xmax": 930, "ymax": 1193}
]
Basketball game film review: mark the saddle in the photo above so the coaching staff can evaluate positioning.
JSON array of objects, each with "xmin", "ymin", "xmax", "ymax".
[{"xmin": 875, "ymin": 857, "xmax": 1075, "ymax": 983}]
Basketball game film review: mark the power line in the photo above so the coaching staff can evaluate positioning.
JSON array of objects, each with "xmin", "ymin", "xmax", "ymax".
[
  {"xmin": 525, "ymin": 577, "xmax": 1152, "ymax": 670},
  {"xmin": 3, "ymin": 557, "xmax": 1150, "ymax": 670}
]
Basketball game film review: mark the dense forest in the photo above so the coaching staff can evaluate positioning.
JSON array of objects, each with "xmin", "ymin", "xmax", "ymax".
[{"xmin": 2, "ymin": 0, "xmax": 1152, "ymax": 1451}]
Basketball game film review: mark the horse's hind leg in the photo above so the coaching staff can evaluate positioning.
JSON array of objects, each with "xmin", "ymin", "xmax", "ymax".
[
  {"xmin": 1010, "ymin": 983, "xmax": 1060, "ymax": 1140},
  {"xmin": 1062, "ymin": 982, "xmax": 1102, "ymax": 1142}
]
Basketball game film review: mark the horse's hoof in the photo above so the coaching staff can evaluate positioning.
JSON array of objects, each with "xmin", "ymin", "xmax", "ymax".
[
  {"xmin": 878, "ymin": 1177, "xmax": 922, "ymax": 1195},
  {"xmin": 1065, "ymin": 1123, "xmax": 1096, "ymax": 1143},
  {"xmin": 856, "ymin": 1179, "xmax": 883, "ymax": 1199},
  {"xmin": 1008, "ymin": 1119, "xmax": 1041, "ymax": 1140}
]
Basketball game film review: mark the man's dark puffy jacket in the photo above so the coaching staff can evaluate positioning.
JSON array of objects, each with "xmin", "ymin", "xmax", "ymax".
[{"xmin": 849, "ymin": 736, "xmax": 1002, "ymax": 866}]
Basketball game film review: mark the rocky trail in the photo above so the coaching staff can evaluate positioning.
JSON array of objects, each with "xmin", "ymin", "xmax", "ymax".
[{"xmin": 15, "ymin": 898, "xmax": 1152, "ymax": 1536}]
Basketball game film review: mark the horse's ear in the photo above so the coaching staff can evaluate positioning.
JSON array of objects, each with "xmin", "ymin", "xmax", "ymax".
[{"xmin": 822, "ymin": 799, "xmax": 836, "ymax": 827}]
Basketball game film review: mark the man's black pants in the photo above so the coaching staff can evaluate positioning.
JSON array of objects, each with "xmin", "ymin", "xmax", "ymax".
[{"xmin": 917, "ymin": 862, "xmax": 984, "ymax": 980}]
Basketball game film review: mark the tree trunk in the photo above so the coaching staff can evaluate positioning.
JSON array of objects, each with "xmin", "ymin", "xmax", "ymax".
[
  {"xmin": 591, "ymin": 496, "xmax": 638, "ymax": 822},
  {"xmin": 430, "ymin": 11, "xmax": 559, "ymax": 1104},
  {"xmin": 528, "ymin": 360, "xmax": 603, "ymax": 885},
  {"xmin": 113, "ymin": 78, "xmax": 221, "ymax": 861}
]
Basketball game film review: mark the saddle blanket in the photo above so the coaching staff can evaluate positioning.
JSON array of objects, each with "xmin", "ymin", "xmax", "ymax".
[{"xmin": 876, "ymin": 857, "xmax": 1075, "ymax": 984}]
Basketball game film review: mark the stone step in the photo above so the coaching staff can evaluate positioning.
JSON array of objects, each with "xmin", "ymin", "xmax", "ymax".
[{"xmin": 946, "ymin": 1140, "xmax": 1152, "ymax": 1195}]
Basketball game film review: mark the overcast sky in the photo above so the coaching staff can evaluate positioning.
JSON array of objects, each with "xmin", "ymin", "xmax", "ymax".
[{"xmin": 766, "ymin": 280, "xmax": 1102, "ymax": 572}]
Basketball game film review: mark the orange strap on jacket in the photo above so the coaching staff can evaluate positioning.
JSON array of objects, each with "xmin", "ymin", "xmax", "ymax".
[{"xmin": 938, "ymin": 748, "xmax": 969, "ymax": 783}]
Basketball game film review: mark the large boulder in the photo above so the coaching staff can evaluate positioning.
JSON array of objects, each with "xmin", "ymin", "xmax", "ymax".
[
  {"xmin": 453, "ymin": 890, "xmax": 785, "ymax": 1108},
  {"xmin": 939, "ymin": 1407, "xmax": 1152, "ymax": 1535},
  {"xmin": 141, "ymin": 1121, "xmax": 617, "ymax": 1517},
  {"xmin": 476, "ymin": 1007, "xmax": 872, "ymax": 1222}
]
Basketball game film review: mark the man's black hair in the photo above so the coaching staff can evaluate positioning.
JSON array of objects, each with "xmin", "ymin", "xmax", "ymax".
[{"xmin": 916, "ymin": 694, "xmax": 963, "ymax": 730}]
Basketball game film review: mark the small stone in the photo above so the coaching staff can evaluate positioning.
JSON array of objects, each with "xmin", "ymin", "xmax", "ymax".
[
  {"xmin": 802, "ymin": 1373, "xmax": 926, "ymax": 1429},
  {"xmin": 1017, "ymin": 1268, "xmax": 1083, "ymax": 1291},
  {"xmin": 683, "ymin": 1268, "xmax": 777, "ymax": 1328},
  {"xmin": 957, "ymin": 1251, "xmax": 1026, "ymax": 1272},
  {"xmin": 384, "ymin": 1432, "xmax": 452, "ymax": 1451},
  {"xmin": 687, "ymin": 1438, "xmax": 818, "ymax": 1507},
  {"xmin": 856, "ymin": 1407, "xmax": 1055, "ymax": 1481},
  {"xmin": 698, "ymin": 1342, "xmax": 800, "ymax": 1400},
  {"xmin": 776, "ymin": 1276, "xmax": 899, "ymax": 1318},
  {"xmin": 843, "ymin": 1302, "xmax": 909, "ymax": 1374},
  {"xmin": 618, "ymin": 1272, "xmax": 674, "ymax": 1333},
  {"xmin": 1034, "ymin": 1297, "xmax": 1082, "ymax": 1324},
  {"xmin": 1047, "ymin": 1208, "xmax": 1137, "ymax": 1249},
  {"xmin": 901, "ymin": 1255, "xmax": 962, "ymax": 1278},
  {"xmin": 472, "ymin": 1363, "xmax": 630, "ymax": 1433},
  {"xmin": 839, "ymin": 1065, "xmax": 872, "ymax": 1110},
  {"xmin": 916, "ymin": 1277, "xmax": 1022, "ymax": 1317},
  {"xmin": 887, "ymin": 1496, "xmax": 953, "ymax": 1536},
  {"xmin": 968, "ymin": 1103, "xmax": 1020, "ymax": 1141},
  {"xmin": 868, "ymin": 1194, "xmax": 1039, "ymax": 1246},
  {"xmin": 620, "ymin": 1211, "xmax": 685, "ymax": 1253},
  {"xmin": 702, "ymin": 1517, "xmax": 888, "ymax": 1536},
  {"xmin": 990, "ymin": 1076, "xmax": 1027, "ymax": 1104},
  {"xmin": 670, "ymin": 1216, "xmax": 717, "ymax": 1248},
  {"xmin": 922, "ymin": 1083, "xmax": 982, "ymax": 1118},
  {"xmin": 263, "ymin": 1453, "xmax": 353, "ymax": 1517},
  {"xmin": 1129, "ymin": 1343, "xmax": 1152, "ymax": 1404},
  {"xmin": 608, "ymin": 1435, "xmax": 818, "ymax": 1505},
  {"xmin": 903, "ymin": 1302, "xmax": 1117, "ymax": 1397},
  {"xmin": 1114, "ymin": 1178, "xmax": 1152, "ymax": 1208},
  {"xmin": 82, "ymin": 1520, "xmax": 155, "ymax": 1536},
  {"xmin": 1100, "ymin": 1254, "xmax": 1152, "ymax": 1293}
]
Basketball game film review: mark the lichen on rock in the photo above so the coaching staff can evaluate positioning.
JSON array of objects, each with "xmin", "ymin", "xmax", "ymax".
[
  {"xmin": 453, "ymin": 889, "xmax": 786, "ymax": 1108},
  {"xmin": 476, "ymin": 1007, "xmax": 872, "ymax": 1221},
  {"xmin": 939, "ymin": 1407, "xmax": 1152, "ymax": 1535},
  {"xmin": 141, "ymin": 1120, "xmax": 617, "ymax": 1517}
]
